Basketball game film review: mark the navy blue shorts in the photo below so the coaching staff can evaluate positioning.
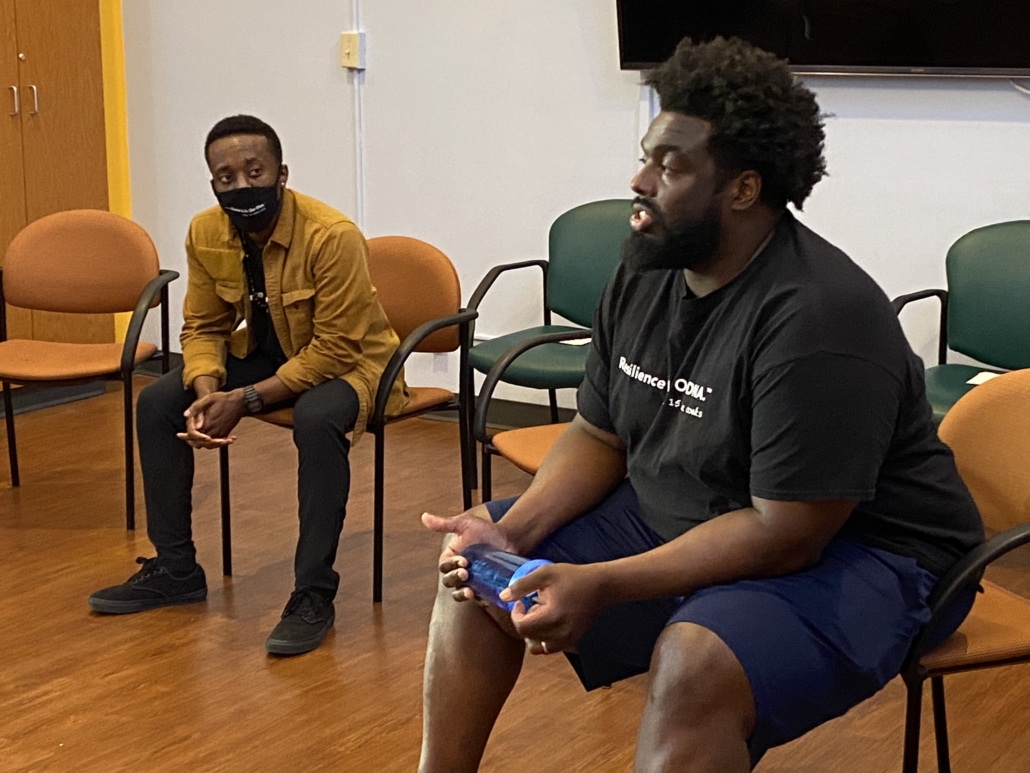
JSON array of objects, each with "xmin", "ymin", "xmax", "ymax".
[{"xmin": 485, "ymin": 481, "xmax": 975, "ymax": 763}]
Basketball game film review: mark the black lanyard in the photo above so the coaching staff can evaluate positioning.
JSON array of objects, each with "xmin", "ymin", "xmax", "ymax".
[{"xmin": 238, "ymin": 232, "xmax": 269, "ymax": 311}]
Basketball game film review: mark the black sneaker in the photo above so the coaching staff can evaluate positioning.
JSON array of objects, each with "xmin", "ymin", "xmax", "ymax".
[
  {"xmin": 88, "ymin": 557, "xmax": 207, "ymax": 614},
  {"xmin": 265, "ymin": 589, "xmax": 335, "ymax": 656}
]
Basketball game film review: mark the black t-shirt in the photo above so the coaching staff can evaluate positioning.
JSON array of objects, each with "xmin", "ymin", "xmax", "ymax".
[
  {"xmin": 240, "ymin": 234, "xmax": 287, "ymax": 364},
  {"xmin": 578, "ymin": 212, "xmax": 983, "ymax": 578}
]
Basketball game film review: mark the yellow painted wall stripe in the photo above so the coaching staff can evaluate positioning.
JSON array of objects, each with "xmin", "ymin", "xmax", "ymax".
[{"xmin": 98, "ymin": 0, "xmax": 132, "ymax": 341}]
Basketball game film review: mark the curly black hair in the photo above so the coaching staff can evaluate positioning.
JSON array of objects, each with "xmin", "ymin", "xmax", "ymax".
[
  {"xmin": 647, "ymin": 37, "xmax": 826, "ymax": 210},
  {"xmin": 204, "ymin": 114, "xmax": 283, "ymax": 167}
]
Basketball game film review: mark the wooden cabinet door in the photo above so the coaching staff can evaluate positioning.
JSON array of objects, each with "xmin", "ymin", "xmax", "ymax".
[
  {"xmin": 0, "ymin": 0, "xmax": 31, "ymax": 341},
  {"xmin": 15, "ymin": 0, "xmax": 112, "ymax": 344}
]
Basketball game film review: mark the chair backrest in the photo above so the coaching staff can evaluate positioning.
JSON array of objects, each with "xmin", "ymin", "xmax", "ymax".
[
  {"xmin": 946, "ymin": 220, "xmax": 1030, "ymax": 370},
  {"xmin": 546, "ymin": 199, "xmax": 634, "ymax": 328},
  {"xmin": 366, "ymin": 235, "xmax": 462, "ymax": 353},
  {"xmin": 2, "ymin": 209, "xmax": 160, "ymax": 314},
  {"xmin": 938, "ymin": 369, "xmax": 1030, "ymax": 533}
]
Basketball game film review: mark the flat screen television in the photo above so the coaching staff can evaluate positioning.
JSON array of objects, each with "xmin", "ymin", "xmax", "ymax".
[{"xmin": 617, "ymin": 1, "xmax": 1030, "ymax": 77}]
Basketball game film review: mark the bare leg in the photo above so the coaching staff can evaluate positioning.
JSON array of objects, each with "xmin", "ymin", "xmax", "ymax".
[
  {"xmin": 419, "ymin": 570, "xmax": 526, "ymax": 772},
  {"xmin": 634, "ymin": 623, "xmax": 755, "ymax": 773}
]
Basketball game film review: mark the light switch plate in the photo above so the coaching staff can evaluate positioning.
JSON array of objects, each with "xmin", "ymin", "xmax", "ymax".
[{"xmin": 340, "ymin": 31, "xmax": 366, "ymax": 69}]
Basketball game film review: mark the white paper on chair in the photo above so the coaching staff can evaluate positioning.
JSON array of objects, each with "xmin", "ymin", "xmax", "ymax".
[
  {"xmin": 560, "ymin": 338, "xmax": 591, "ymax": 346},
  {"xmin": 966, "ymin": 371, "xmax": 1002, "ymax": 386}
]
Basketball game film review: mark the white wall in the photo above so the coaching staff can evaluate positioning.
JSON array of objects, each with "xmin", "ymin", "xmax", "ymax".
[
  {"xmin": 359, "ymin": 1, "xmax": 639, "ymax": 405},
  {"xmin": 122, "ymin": 1, "xmax": 1030, "ymax": 404}
]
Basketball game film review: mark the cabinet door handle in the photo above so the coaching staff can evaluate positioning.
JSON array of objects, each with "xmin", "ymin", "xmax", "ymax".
[
  {"xmin": 7, "ymin": 86, "xmax": 16, "ymax": 116},
  {"xmin": 28, "ymin": 84, "xmax": 38, "ymax": 114}
]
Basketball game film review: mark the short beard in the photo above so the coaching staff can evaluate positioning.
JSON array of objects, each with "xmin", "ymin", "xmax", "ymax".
[{"xmin": 620, "ymin": 199, "xmax": 722, "ymax": 272}]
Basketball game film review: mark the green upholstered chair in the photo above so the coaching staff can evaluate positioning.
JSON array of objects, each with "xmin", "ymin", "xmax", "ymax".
[
  {"xmin": 464, "ymin": 199, "xmax": 632, "ymax": 430},
  {"xmin": 893, "ymin": 220, "xmax": 1030, "ymax": 426}
]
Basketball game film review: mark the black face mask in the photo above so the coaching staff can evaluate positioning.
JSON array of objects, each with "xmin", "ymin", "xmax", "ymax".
[
  {"xmin": 620, "ymin": 196, "xmax": 723, "ymax": 273},
  {"xmin": 215, "ymin": 185, "xmax": 282, "ymax": 234}
]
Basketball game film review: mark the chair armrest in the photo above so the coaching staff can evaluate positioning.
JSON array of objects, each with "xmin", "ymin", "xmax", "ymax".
[
  {"xmin": 474, "ymin": 329, "xmax": 591, "ymax": 441},
  {"xmin": 891, "ymin": 288, "xmax": 949, "ymax": 365},
  {"xmin": 902, "ymin": 523, "xmax": 1030, "ymax": 674},
  {"xmin": 370, "ymin": 308, "xmax": 479, "ymax": 426},
  {"xmin": 466, "ymin": 260, "xmax": 549, "ymax": 342},
  {"xmin": 120, "ymin": 269, "xmax": 180, "ymax": 374}
]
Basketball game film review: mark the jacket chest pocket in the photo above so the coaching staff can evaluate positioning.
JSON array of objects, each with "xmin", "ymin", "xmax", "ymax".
[
  {"xmin": 214, "ymin": 282, "xmax": 244, "ymax": 304},
  {"xmin": 214, "ymin": 282, "xmax": 245, "ymax": 328},
  {"xmin": 196, "ymin": 248, "xmax": 245, "ymax": 285},
  {"xmin": 281, "ymin": 288, "xmax": 315, "ymax": 344}
]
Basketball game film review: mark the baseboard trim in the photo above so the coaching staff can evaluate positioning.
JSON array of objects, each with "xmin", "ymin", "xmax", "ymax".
[
  {"xmin": 420, "ymin": 398, "xmax": 575, "ymax": 431},
  {"xmin": 0, "ymin": 381, "xmax": 107, "ymax": 418}
]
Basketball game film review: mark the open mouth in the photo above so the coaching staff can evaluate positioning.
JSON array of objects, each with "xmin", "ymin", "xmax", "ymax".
[{"xmin": 630, "ymin": 201, "xmax": 658, "ymax": 233}]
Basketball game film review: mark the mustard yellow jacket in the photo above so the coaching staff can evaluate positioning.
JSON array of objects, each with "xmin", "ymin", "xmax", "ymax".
[{"xmin": 179, "ymin": 189, "xmax": 408, "ymax": 442}]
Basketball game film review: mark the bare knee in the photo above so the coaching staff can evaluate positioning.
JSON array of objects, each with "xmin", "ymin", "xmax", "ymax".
[{"xmin": 646, "ymin": 623, "xmax": 755, "ymax": 737}]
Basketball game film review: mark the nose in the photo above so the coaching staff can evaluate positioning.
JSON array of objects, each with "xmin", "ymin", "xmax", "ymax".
[
  {"xmin": 226, "ymin": 171, "xmax": 254, "ymax": 190},
  {"xmin": 630, "ymin": 164, "xmax": 656, "ymax": 197}
]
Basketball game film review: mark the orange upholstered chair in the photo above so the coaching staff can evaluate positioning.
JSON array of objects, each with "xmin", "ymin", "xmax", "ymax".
[
  {"xmin": 0, "ymin": 209, "xmax": 178, "ymax": 529},
  {"xmin": 217, "ymin": 236, "xmax": 476, "ymax": 602},
  {"xmin": 474, "ymin": 330, "xmax": 587, "ymax": 501},
  {"xmin": 900, "ymin": 369, "xmax": 1030, "ymax": 772}
]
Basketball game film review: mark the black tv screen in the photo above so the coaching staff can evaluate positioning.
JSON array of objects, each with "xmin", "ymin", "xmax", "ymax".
[{"xmin": 617, "ymin": 1, "xmax": 1030, "ymax": 76}]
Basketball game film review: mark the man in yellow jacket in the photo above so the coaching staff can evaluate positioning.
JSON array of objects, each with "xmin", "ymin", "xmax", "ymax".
[{"xmin": 89, "ymin": 115, "xmax": 407, "ymax": 655}]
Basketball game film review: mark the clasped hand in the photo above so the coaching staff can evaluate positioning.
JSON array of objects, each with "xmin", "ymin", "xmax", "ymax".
[
  {"xmin": 422, "ymin": 509, "xmax": 603, "ymax": 655},
  {"xmin": 176, "ymin": 391, "xmax": 244, "ymax": 449}
]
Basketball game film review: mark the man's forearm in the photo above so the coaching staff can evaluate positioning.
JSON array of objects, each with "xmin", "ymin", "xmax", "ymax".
[
  {"xmin": 191, "ymin": 375, "xmax": 220, "ymax": 398},
  {"xmin": 595, "ymin": 499, "xmax": 853, "ymax": 605},
  {"xmin": 499, "ymin": 415, "xmax": 627, "ymax": 555}
]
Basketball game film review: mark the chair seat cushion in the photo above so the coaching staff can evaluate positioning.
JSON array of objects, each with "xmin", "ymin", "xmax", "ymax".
[
  {"xmin": 925, "ymin": 364, "xmax": 1004, "ymax": 425},
  {"xmin": 0, "ymin": 339, "xmax": 156, "ymax": 382},
  {"xmin": 468, "ymin": 325, "xmax": 589, "ymax": 389},
  {"xmin": 398, "ymin": 386, "xmax": 455, "ymax": 417},
  {"xmin": 921, "ymin": 581, "xmax": 1030, "ymax": 673},
  {"xmin": 492, "ymin": 422, "xmax": 570, "ymax": 475}
]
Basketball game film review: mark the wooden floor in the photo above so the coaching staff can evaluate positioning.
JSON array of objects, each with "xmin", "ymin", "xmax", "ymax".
[{"xmin": 2, "ymin": 379, "xmax": 1029, "ymax": 772}]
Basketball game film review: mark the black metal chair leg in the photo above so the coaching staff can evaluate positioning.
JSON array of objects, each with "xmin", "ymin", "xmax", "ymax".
[
  {"xmin": 373, "ymin": 424, "xmax": 385, "ymax": 604},
  {"xmin": 548, "ymin": 388, "xmax": 559, "ymax": 424},
  {"xmin": 219, "ymin": 445, "xmax": 232, "ymax": 576},
  {"xmin": 457, "ymin": 389, "xmax": 473, "ymax": 510},
  {"xmin": 481, "ymin": 444, "xmax": 493, "ymax": 504},
  {"xmin": 2, "ymin": 382, "xmax": 18, "ymax": 487},
  {"xmin": 123, "ymin": 372, "xmax": 135, "ymax": 530},
  {"xmin": 902, "ymin": 678, "xmax": 924, "ymax": 773},
  {"xmin": 465, "ymin": 365, "xmax": 478, "ymax": 488},
  {"xmin": 931, "ymin": 676, "xmax": 952, "ymax": 773},
  {"xmin": 160, "ymin": 284, "xmax": 171, "ymax": 374}
]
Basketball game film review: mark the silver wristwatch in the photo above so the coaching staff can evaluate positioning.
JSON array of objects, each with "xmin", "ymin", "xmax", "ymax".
[{"xmin": 242, "ymin": 384, "xmax": 264, "ymax": 414}]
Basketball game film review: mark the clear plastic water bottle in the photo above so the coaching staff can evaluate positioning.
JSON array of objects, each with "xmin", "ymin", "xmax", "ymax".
[{"xmin": 461, "ymin": 543, "xmax": 552, "ymax": 612}]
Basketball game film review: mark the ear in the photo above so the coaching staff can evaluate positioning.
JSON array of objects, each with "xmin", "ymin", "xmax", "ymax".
[
  {"xmin": 279, "ymin": 164, "xmax": 289, "ymax": 188},
  {"xmin": 727, "ymin": 170, "xmax": 762, "ymax": 212}
]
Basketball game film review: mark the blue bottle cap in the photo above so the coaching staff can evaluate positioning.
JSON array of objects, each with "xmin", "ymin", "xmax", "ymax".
[{"xmin": 505, "ymin": 558, "xmax": 552, "ymax": 612}]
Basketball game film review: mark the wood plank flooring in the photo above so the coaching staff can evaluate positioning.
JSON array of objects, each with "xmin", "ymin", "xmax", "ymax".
[{"xmin": 1, "ymin": 378, "xmax": 1029, "ymax": 772}]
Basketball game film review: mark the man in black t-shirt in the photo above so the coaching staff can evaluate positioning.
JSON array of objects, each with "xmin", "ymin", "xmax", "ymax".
[{"xmin": 418, "ymin": 38, "xmax": 983, "ymax": 771}]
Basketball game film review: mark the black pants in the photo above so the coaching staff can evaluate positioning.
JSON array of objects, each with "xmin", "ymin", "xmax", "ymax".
[{"xmin": 136, "ymin": 352, "xmax": 359, "ymax": 599}]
